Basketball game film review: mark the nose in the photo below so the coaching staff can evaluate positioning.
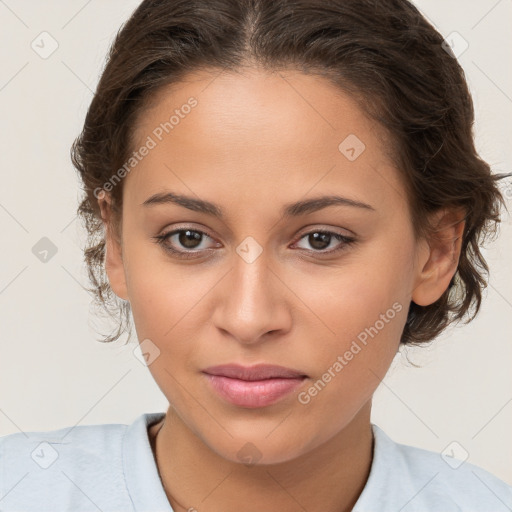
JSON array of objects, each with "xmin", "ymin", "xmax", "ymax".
[{"xmin": 211, "ymin": 249, "xmax": 292, "ymax": 345}]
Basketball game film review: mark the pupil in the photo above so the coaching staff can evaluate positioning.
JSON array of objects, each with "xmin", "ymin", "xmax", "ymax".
[
  {"xmin": 179, "ymin": 230, "xmax": 202, "ymax": 249},
  {"xmin": 310, "ymin": 232, "xmax": 330, "ymax": 250}
]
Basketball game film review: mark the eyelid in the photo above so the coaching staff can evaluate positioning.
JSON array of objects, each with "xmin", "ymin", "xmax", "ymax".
[
  {"xmin": 159, "ymin": 223, "xmax": 218, "ymax": 243},
  {"xmin": 293, "ymin": 224, "xmax": 356, "ymax": 240},
  {"xmin": 152, "ymin": 224, "xmax": 221, "ymax": 258},
  {"xmin": 291, "ymin": 228, "xmax": 356, "ymax": 254}
]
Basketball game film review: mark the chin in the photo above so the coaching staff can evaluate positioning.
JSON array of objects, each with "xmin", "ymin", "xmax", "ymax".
[{"xmin": 201, "ymin": 426, "xmax": 316, "ymax": 467}]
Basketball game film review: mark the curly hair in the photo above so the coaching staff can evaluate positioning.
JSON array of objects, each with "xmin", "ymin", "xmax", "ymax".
[{"xmin": 70, "ymin": 0, "xmax": 509, "ymax": 345}]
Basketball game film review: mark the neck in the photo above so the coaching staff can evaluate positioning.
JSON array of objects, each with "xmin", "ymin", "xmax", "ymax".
[{"xmin": 149, "ymin": 402, "xmax": 373, "ymax": 512}]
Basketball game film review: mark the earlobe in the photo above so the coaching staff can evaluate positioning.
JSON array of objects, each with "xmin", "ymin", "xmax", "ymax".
[
  {"xmin": 411, "ymin": 208, "xmax": 466, "ymax": 307},
  {"xmin": 98, "ymin": 193, "xmax": 129, "ymax": 301}
]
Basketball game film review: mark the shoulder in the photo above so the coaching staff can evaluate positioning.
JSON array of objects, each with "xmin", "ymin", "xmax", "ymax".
[
  {"xmin": 353, "ymin": 424, "xmax": 512, "ymax": 512},
  {"xmin": 0, "ymin": 418, "xmax": 132, "ymax": 511},
  {"xmin": 393, "ymin": 433, "xmax": 512, "ymax": 509}
]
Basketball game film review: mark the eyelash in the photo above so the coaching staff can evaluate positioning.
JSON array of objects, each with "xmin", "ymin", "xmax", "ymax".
[{"xmin": 153, "ymin": 226, "xmax": 356, "ymax": 260}]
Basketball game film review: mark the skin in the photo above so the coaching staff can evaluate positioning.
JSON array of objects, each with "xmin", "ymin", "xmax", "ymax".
[{"xmin": 99, "ymin": 67, "xmax": 465, "ymax": 512}]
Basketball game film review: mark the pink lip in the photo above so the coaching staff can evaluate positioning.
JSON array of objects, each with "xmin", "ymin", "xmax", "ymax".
[
  {"xmin": 202, "ymin": 364, "xmax": 308, "ymax": 408},
  {"xmin": 203, "ymin": 363, "xmax": 307, "ymax": 380}
]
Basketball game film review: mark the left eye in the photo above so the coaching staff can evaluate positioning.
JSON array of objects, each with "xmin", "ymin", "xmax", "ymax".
[{"xmin": 293, "ymin": 230, "xmax": 355, "ymax": 253}]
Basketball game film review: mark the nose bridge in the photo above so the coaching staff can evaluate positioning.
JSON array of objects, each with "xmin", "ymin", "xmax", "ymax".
[
  {"xmin": 213, "ymin": 242, "xmax": 290, "ymax": 343},
  {"xmin": 235, "ymin": 247, "xmax": 271, "ymax": 305}
]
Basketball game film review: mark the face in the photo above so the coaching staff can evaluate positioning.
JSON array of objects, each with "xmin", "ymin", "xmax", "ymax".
[{"xmin": 101, "ymin": 67, "xmax": 456, "ymax": 464}]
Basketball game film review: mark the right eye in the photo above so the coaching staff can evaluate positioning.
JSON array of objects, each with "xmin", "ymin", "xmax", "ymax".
[{"xmin": 153, "ymin": 227, "xmax": 221, "ymax": 259}]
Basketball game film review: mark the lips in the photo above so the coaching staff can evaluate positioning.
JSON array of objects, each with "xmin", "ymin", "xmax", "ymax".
[
  {"xmin": 202, "ymin": 364, "xmax": 308, "ymax": 381},
  {"xmin": 202, "ymin": 364, "xmax": 308, "ymax": 408}
]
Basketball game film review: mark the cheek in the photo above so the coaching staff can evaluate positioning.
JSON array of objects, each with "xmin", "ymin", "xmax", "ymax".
[
  {"xmin": 123, "ymin": 253, "xmax": 205, "ymax": 404},
  {"xmin": 297, "ymin": 238, "xmax": 413, "ymax": 351},
  {"xmin": 291, "ymin": 236, "xmax": 412, "ymax": 419},
  {"xmin": 292, "ymin": 283, "xmax": 407, "ymax": 446},
  {"xmin": 123, "ymin": 232, "xmax": 213, "ymax": 339}
]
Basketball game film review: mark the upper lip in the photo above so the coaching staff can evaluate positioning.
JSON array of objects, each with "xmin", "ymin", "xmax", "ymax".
[{"xmin": 202, "ymin": 364, "xmax": 308, "ymax": 381}]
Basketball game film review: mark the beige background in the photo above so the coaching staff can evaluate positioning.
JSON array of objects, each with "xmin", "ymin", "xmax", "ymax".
[{"xmin": 0, "ymin": 0, "xmax": 511, "ymax": 485}]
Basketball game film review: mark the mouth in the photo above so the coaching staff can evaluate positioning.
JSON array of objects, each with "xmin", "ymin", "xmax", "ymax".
[
  {"xmin": 202, "ymin": 363, "xmax": 308, "ymax": 380},
  {"xmin": 202, "ymin": 364, "xmax": 308, "ymax": 408}
]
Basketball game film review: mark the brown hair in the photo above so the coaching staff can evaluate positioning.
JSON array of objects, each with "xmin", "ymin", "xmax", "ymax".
[{"xmin": 71, "ymin": 0, "xmax": 508, "ymax": 345}]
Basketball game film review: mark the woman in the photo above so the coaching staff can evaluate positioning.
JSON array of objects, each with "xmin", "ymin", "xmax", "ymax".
[{"xmin": 1, "ymin": 0, "xmax": 511, "ymax": 510}]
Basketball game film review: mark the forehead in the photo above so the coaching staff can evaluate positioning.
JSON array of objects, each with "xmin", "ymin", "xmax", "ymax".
[{"xmin": 125, "ymin": 67, "xmax": 406, "ymax": 218}]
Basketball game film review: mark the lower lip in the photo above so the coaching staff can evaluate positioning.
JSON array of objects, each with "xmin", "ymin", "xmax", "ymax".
[{"xmin": 203, "ymin": 373, "xmax": 306, "ymax": 408}]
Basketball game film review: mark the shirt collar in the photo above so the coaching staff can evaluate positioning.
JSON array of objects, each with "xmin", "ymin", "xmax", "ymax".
[
  {"xmin": 122, "ymin": 411, "xmax": 173, "ymax": 512},
  {"xmin": 352, "ymin": 423, "xmax": 407, "ymax": 511},
  {"xmin": 123, "ymin": 414, "xmax": 394, "ymax": 512}
]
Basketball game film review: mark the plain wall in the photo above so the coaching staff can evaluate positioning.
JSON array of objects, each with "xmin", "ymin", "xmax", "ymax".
[{"xmin": 0, "ymin": 0, "xmax": 511, "ymax": 485}]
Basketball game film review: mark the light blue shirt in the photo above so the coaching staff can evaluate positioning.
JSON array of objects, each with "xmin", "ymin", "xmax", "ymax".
[{"xmin": 1, "ymin": 411, "xmax": 511, "ymax": 511}]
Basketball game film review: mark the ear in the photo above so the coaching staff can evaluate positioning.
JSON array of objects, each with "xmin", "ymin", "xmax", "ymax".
[
  {"xmin": 412, "ymin": 208, "xmax": 466, "ymax": 307},
  {"xmin": 98, "ymin": 192, "xmax": 129, "ymax": 301}
]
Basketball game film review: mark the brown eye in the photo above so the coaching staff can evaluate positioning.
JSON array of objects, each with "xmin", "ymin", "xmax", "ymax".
[
  {"xmin": 294, "ymin": 230, "xmax": 356, "ymax": 255},
  {"xmin": 176, "ymin": 230, "xmax": 203, "ymax": 249},
  {"xmin": 153, "ymin": 228, "xmax": 220, "ymax": 258},
  {"xmin": 307, "ymin": 232, "xmax": 331, "ymax": 250}
]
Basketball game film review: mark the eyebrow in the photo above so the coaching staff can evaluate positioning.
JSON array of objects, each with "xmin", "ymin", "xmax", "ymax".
[{"xmin": 142, "ymin": 191, "xmax": 375, "ymax": 218}]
